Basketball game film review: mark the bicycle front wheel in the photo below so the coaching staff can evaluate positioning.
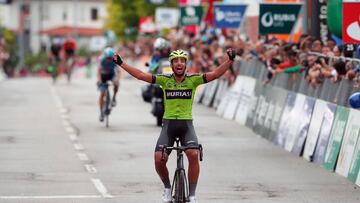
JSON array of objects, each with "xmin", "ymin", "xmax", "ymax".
[{"xmin": 173, "ymin": 170, "xmax": 187, "ymax": 203}]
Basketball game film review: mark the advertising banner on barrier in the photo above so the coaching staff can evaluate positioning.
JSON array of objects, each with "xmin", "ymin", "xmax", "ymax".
[
  {"xmin": 348, "ymin": 129, "xmax": 360, "ymax": 183},
  {"xmin": 284, "ymin": 94, "xmax": 309, "ymax": 152},
  {"xmin": 323, "ymin": 106, "xmax": 350, "ymax": 171},
  {"xmin": 259, "ymin": 3, "xmax": 302, "ymax": 35},
  {"xmin": 222, "ymin": 76, "xmax": 243, "ymax": 120},
  {"xmin": 214, "ymin": 3, "xmax": 247, "ymax": 29},
  {"xmin": 275, "ymin": 92, "xmax": 297, "ymax": 147},
  {"xmin": 213, "ymin": 80, "xmax": 228, "ymax": 109},
  {"xmin": 253, "ymin": 94, "xmax": 269, "ymax": 135},
  {"xmin": 336, "ymin": 109, "xmax": 360, "ymax": 177},
  {"xmin": 234, "ymin": 76, "xmax": 256, "ymax": 125},
  {"xmin": 291, "ymin": 96, "xmax": 316, "ymax": 155},
  {"xmin": 303, "ymin": 100, "xmax": 328, "ymax": 161},
  {"xmin": 194, "ymin": 83, "xmax": 206, "ymax": 104},
  {"xmin": 257, "ymin": 85, "xmax": 273, "ymax": 138},
  {"xmin": 313, "ymin": 103, "xmax": 337, "ymax": 164},
  {"xmin": 246, "ymin": 80, "xmax": 263, "ymax": 129},
  {"xmin": 216, "ymin": 91, "xmax": 230, "ymax": 116},
  {"xmin": 269, "ymin": 87, "xmax": 288, "ymax": 142},
  {"xmin": 202, "ymin": 80, "xmax": 219, "ymax": 107}
]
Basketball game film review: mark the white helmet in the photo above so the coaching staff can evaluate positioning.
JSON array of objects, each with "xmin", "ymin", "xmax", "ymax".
[{"xmin": 154, "ymin": 38, "xmax": 170, "ymax": 50}]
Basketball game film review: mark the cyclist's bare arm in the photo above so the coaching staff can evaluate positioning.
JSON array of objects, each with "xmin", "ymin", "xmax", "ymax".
[
  {"xmin": 114, "ymin": 54, "xmax": 153, "ymax": 83},
  {"xmin": 205, "ymin": 49, "xmax": 235, "ymax": 82}
]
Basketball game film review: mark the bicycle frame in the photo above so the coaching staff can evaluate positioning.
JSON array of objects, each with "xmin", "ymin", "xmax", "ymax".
[
  {"xmin": 102, "ymin": 83, "xmax": 112, "ymax": 128},
  {"xmin": 161, "ymin": 138, "xmax": 203, "ymax": 203}
]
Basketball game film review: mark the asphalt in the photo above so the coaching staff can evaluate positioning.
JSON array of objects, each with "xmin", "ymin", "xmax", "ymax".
[{"xmin": 0, "ymin": 71, "xmax": 359, "ymax": 203}]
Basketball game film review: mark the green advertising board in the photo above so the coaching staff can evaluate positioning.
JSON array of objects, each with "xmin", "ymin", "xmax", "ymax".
[
  {"xmin": 259, "ymin": 3, "xmax": 302, "ymax": 35},
  {"xmin": 348, "ymin": 130, "xmax": 360, "ymax": 183},
  {"xmin": 180, "ymin": 6, "xmax": 204, "ymax": 26},
  {"xmin": 323, "ymin": 106, "xmax": 349, "ymax": 171}
]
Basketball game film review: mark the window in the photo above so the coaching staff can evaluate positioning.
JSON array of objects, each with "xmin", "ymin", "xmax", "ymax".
[{"xmin": 91, "ymin": 8, "xmax": 98, "ymax": 21}]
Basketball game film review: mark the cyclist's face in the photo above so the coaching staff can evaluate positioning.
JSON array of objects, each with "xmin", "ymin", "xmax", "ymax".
[{"xmin": 171, "ymin": 58, "xmax": 186, "ymax": 76}]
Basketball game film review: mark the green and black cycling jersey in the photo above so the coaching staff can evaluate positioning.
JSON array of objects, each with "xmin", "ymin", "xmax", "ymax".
[{"xmin": 152, "ymin": 73, "xmax": 208, "ymax": 120}]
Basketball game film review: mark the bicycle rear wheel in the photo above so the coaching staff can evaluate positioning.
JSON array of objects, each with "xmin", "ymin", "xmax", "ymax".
[
  {"xmin": 172, "ymin": 170, "xmax": 187, "ymax": 203},
  {"xmin": 105, "ymin": 89, "xmax": 111, "ymax": 128}
]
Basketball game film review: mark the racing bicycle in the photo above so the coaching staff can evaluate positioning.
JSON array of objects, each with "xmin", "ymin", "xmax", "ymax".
[
  {"xmin": 101, "ymin": 82, "xmax": 113, "ymax": 128},
  {"xmin": 161, "ymin": 138, "xmax": 203, "ymax": 203}
]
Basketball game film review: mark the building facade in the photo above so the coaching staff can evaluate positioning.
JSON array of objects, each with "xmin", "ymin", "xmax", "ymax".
[{"xmin": 0, "ymin": 0, "xmax": 107, "ymax": 53}]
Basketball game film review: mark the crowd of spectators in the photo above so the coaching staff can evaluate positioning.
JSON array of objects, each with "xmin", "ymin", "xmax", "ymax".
[{"xmin": 119, "ymin": 26, "xmax": 360, "ymax": 99}]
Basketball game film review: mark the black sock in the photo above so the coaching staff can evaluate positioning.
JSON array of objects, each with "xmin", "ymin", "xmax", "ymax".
[
  {"xmin": 162, "ymin": 178, "xmax": 171, "ymax": 189},
  {"xmin": 189, "ymin": 183, "xmax": 197, "ymax": 196}
]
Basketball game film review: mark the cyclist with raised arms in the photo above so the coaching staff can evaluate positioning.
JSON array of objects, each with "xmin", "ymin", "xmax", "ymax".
[
  {"xmin": 97, "ymin": 47, "xmax": 120, "ymax": 122},
  {"xmin": 113, "ymin": 48, "xmax": 236, "ymax": 203}
]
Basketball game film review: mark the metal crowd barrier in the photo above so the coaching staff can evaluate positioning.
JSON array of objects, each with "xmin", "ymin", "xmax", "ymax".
[{"xmin": 236, "ymin": 57, "xmax": 359, "ymax": 107}]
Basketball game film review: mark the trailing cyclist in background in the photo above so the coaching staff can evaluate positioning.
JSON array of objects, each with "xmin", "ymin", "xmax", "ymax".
[
  {"xmin": 47, "ymin": 38, "xmax": 62, "ymax": 83},
  {"xmin": 62, "ymin": 36, "xmax": 77, "ymax": 83},
  {"xmin": 97, "ymin": 47, "xmax": 120, "ymax": 122},
  {"xmin": 114, "ymin": 48, "xmax": 236, "ymax": 203}
]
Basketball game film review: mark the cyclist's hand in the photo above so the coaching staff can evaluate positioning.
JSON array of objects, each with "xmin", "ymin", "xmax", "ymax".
[
  {"xmin": 113, "ymin": 53, "xmax": 123, "ymax": 66},
  {"xmin": 226, "ymin": 48, "xmax": 236, "ymax": 61}
]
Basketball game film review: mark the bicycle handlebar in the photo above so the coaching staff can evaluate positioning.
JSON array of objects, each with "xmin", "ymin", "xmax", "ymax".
[{"xmin": 160, "ymin": 144, "xmax": 203, "ymax": 162}]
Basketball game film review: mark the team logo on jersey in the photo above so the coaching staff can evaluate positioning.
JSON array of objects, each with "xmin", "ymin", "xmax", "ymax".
[{"xmin": 165, "ymin": 89, "xmax": 192, "ymax": 99}]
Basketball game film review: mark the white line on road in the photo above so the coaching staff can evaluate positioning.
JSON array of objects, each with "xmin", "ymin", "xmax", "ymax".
[
  {"xmin": 0, "ymin": 195, "xmax": 103, "ymax": 199},
  {"xmin": 65, "ymin": 126, "xmax": 75, "ymax": 133},
  {"xmin": 74, "ymin": 143, "xmax": 84, "ymax": 150},
  {"xmin": 91, "ymin": 179, "xmax": 113, "ymax": 198},
  {"xmin": 85, "ymin": 164, "xmax": 97, "ymax": 173},
  {"xmin": 59, "ymin": 108, "xmax": 68, "ymax": 114},
  {"xmin": 69, "ymin": 133, "xmax": 78, "ymax": 141},
  {"xmin": 62, "ymin": 120, "xmax": 71, "ymax": 127},
  {"xmin": 77, "ymin": 153, "xmax": 89, "ymax": 161},
  {"xmin": 61, "ymin": 114, "xmax": 69, "ymax": 119}
]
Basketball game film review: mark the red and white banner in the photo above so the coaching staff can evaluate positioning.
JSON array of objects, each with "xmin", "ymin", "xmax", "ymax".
[
  {"xmin": 342, "ymin": 1, "xmax": 360, "ymax": 44},
  {"xmin": 139, "ymin": 16, "xmax": 156, "ymax": 33}
]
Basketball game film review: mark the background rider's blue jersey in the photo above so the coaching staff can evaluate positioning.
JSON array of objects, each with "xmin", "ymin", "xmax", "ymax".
[{"xmin": 100, "ymin": 55, "xmax": 117, "ymax": 75}]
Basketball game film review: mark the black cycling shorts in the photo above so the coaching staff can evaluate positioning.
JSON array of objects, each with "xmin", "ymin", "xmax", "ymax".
[{"xmin": 155, "ymin": 119, "xmax": 198, "ymax": 153}]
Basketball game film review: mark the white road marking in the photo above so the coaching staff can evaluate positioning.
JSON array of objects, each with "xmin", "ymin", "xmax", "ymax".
[
  {"xmin": 61, "ymin": 114, "xmax": 69, "ymax": 119},
  {"xmin": 74, "ymin": 143, "xmax": 84, "ymax": 150},
  {"xmin": 59, "ymin": 108, "xmax": 68, "ymax": 114},
  {"xmin": 85, "ymin": 164, "xmax": 97, "ymax": 173},
  {"xmin": 65, "ymin": 127, "xmax": 75, "ymax": 133},
  {"xmin": 69, "ymin": 133, "xmax": 78, "ymax": 141},
  {"xmin": 62, "ymin": 120, "xmax": 71, "ymax": 127},
  {"xmin": 91, "ymin": 179, "xmax": 113, "ymax": 198},
  {"xmin": 77, "ymin": 153, "xmax": 89, "ymax": 161},
  {"xmin": 0, "ymin": 195, "xmax": 103, "ymax": 199}
]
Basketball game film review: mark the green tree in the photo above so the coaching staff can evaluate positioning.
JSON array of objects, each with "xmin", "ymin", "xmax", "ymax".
[{"xmin": 105, "ymin": 0, "xmax": 178, "ymax": 41}]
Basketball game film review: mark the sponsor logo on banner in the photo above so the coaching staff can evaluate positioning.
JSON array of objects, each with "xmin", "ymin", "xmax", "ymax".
[
  {"xmin": 323, "ymin": 106, "xmax": 349, "ymax": 171},
  {"xmin": 214, "ymin": 4, "xmax": 247, "ymax": 28},
  {"xmin": 312, "ymin": 103, "xmax": 336, "ymax": 164},
  {"xmin": 342, "ymin": 2, "xmax": 360, "ymax": 43},
  {"xmin": 155, "ymin": 8, "xmax": 179, "ymax": 29},
  {"xmin": 291, "ymin": 96, "xmax": 316, "ymax": 155},
  {"xmin": 275, "ymin": 92, "xmax": 296, "ymax": 147},
  {"xmin": 308, "ymin": 0, "xmax": 333, "ymax": 45},
  {"xmin": 259, "ymin": 3, "xmax": 302, "ymax": 35},
  {"xmin": 165, "ymin": 89, "xmax": 192, "ymax": 99},
  {"xmin": 335, "ymin": 109, "xmax": 360, "ymax": 177},
  {"xmin": 180, "ymin": 6, "xmax": 204, "ymax": 26}
]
